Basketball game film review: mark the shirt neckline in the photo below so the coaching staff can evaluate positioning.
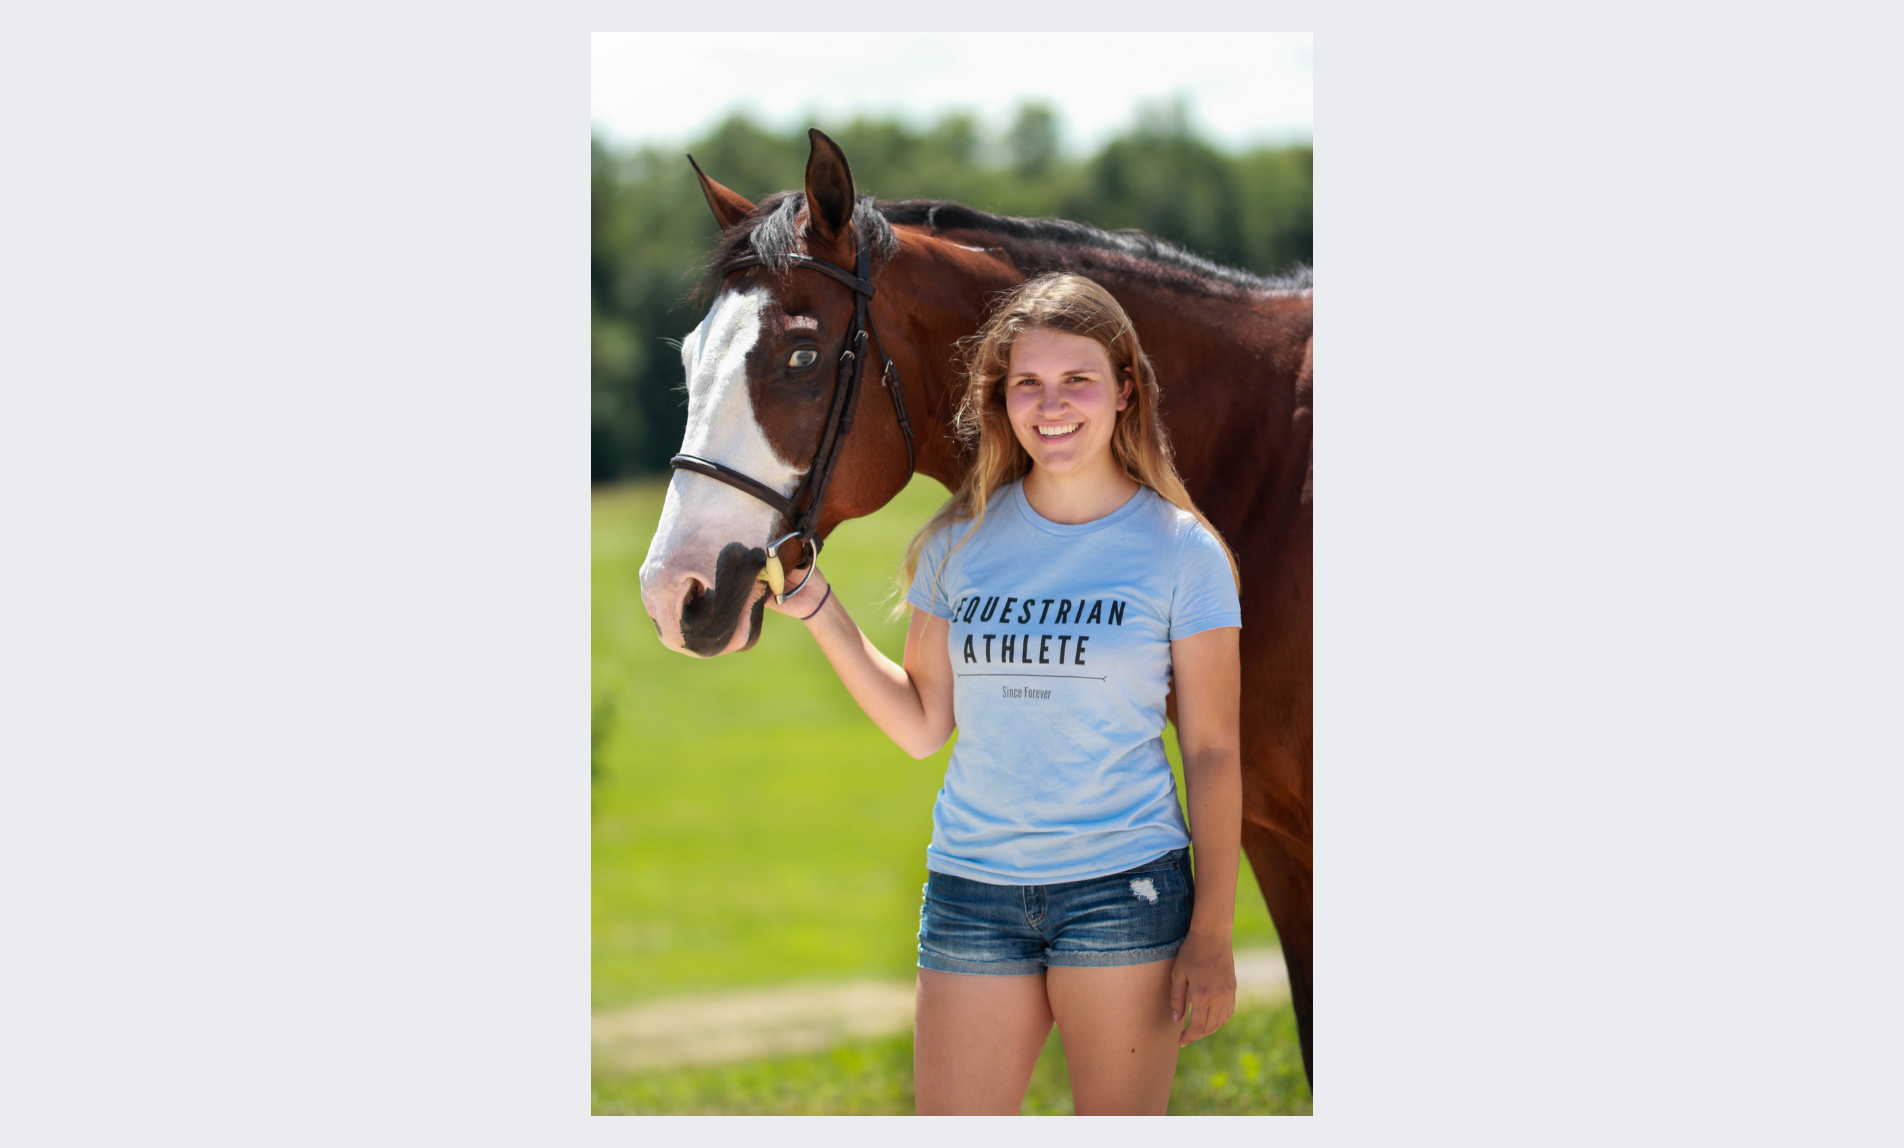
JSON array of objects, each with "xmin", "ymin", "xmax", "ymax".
[{"xmin": 1008, "ymin": 479, "xmax": 1152, "ymax": 537}]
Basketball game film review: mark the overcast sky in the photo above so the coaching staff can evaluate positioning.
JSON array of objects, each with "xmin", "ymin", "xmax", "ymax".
[{"xmin": 591, "ymin": 33, "xmax": 1312, "ymax": 156}]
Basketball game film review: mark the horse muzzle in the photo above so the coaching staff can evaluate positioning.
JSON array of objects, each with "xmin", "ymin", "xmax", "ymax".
[{"xmin": 639, "ymin": 541, "xmax": 770, "ymax": 657}]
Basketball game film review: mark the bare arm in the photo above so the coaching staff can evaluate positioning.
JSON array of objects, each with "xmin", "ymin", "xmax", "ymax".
[
  {"xmin": 764, "ymin": 567, "xmax": 956, "ymax": 760},
  {"xmin": 1167, "ymin": 625, "xmax": 1243, "ymax": 1045}
]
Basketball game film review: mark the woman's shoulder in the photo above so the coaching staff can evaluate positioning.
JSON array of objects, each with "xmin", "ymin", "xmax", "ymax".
[
  {"xmin": 1133, "ymin": 487, "xmax": 1211, "ymax": 543},
  {"xmin": 1130, "ymin": 493, "xmax": 1235, "ymax": 588},
  {"xmin": 915, "ymin": 491, "xmax": 1007, "ymax": 561},
  {"xmin": 956, "ymin": 483, "xmax": 1029, "ymax": 540}
]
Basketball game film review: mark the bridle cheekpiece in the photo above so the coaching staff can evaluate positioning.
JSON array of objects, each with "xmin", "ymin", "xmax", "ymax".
[{"xmin": 669, "ymin": 223, "xmax": 915, "ymax": 604}]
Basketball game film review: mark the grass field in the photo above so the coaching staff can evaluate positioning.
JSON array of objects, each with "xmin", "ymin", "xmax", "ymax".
[
  {"xmin": 592, "ymin": 474, "xmax": 1298, "ymax": 1113},
  {"xmin": 591, "ymin": 999, "xmax": 1311, "ymax": 1115}
]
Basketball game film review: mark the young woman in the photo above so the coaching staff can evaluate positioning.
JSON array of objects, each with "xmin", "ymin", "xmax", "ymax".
[{"xmin": 765, "ymin": 272, "xmax": 1242, "ymax": 1115}]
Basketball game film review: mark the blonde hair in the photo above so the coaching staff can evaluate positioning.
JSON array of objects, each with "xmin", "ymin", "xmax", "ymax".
[{"xmin": 896, "ymin": 272, "xmax": 1238, "ymax": 615}]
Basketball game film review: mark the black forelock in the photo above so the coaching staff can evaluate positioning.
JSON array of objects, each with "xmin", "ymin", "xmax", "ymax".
[{"xmin": 697, "ymin": 192, "xmax": 897, "ymax": 300}]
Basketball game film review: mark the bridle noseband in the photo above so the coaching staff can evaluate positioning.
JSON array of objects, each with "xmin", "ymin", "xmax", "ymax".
[{"xmin": 669, "ymin": 226, "xmax": 915, "ymax": 603}]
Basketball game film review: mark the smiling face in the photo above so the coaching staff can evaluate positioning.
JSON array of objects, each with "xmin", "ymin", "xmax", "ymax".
[{"xmin": 1003, "ymin": 326, "xmax": 1132, "ymax": 480}]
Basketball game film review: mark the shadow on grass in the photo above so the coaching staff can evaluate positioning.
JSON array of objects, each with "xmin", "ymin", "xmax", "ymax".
[{"xmin": 592, "ymin": 998, "xmax": 1311, "ymax": 1115}]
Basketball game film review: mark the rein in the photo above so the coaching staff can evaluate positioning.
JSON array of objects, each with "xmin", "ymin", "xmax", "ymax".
[{"xmin": 670, "ymin": 226, "xmax": 915, "ymax": 603}]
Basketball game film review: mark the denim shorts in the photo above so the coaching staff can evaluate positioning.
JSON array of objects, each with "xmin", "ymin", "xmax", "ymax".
[{"xmin": 917, "ymin": 848, "xmax": 1194, "ymax": 975}]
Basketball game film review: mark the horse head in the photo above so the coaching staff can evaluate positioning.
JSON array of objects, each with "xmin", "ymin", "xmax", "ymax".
[{"xmin": 639, "ymin": 130, "xmax": 922, "ymax": 656}]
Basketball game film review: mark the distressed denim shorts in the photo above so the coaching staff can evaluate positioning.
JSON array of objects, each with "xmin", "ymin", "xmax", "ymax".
[{"xmin": 916, "ymin": 848, "xmax": 1194, "ymax": 975}]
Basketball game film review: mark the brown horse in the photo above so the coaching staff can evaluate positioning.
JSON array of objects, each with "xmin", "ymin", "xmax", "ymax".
[{"xmin": 637, "ymin": 129, "xmax": 1313, "ymax": 1081}]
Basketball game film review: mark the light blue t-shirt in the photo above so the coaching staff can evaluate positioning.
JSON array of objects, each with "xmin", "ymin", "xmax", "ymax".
[{"xmin": 905, "ymin": 480, "xmax": 1242, "ymax": 885}]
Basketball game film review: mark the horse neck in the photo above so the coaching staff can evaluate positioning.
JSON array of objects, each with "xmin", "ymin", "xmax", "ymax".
[
  {"xmin": 876, "ymin": 232, "xmax": 1022, "ymax": 491},
  {"xmin": 1080, "ymin": 265, "xmax": 1308, "ymax": 358}
]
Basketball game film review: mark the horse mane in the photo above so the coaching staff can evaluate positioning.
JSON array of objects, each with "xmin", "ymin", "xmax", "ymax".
[
  {"xmin": 697, "ymin": 192, "xmax": 1309, "ymax": 302},
  {"xmin": 881, "ymin": 199, "xmax": 1312, "ymax": 298}
]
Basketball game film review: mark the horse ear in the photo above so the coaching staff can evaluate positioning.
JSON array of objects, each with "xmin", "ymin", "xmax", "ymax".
[
  {"xmin": 687, "ymin": 155, "xmax": 755, "ymax": 232},
  {"xmin": 803, "ymin": 128, "xmax": 856, "ymax": 248}
]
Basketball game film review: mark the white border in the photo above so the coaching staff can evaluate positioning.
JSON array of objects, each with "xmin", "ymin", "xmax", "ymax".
[{"xmin": 4, "ymin": 11, "xmax": 1899, "ymax": 1143}]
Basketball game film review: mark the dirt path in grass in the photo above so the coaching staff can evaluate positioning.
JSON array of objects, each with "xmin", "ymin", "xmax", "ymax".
[{"xmin": 593, "ymin": 946, "xmax": 1289, "ymax": 1074}]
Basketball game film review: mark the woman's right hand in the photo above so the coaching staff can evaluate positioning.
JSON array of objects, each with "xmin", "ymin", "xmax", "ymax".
[{"xmin": 761, "ymin": 564, "xmax": 829, "ymax": 619}]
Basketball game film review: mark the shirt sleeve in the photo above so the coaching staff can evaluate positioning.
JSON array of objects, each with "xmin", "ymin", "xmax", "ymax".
[
  {"xmin": 904, "ymin": 522, "xmax": 956, "ymax": 619},
  {"xmin": 1169, "ymin": 520, "xmax": 1242, "ymax": 640}
]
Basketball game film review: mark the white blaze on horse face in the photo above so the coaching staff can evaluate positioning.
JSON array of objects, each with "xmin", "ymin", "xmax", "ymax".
[{"xmin": 639, "ymin": 286, "xmax": 797, "ymax": 652}]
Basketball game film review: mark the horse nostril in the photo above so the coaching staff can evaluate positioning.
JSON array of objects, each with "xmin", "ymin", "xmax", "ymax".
[{"xmin": 682, "ymin": 577, "xmax": 708, "ymax": 610}]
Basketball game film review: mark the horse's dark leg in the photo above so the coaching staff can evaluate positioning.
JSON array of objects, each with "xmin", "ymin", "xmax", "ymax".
[
  {"xmin": 1252, "ymin": 450, "xmax": 1313, "ymax": 1086},
  {"xmin": 1241, "ymin": 813, "xmax": 1312, "ymax": 1083},
  {"xmin": 1236, "ymin": 531, "xmax": 1313, "ymax": 1085}
]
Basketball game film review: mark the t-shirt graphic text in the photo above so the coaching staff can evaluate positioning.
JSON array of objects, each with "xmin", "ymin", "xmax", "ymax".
[{"xmin": 950, "ymin": 593, "xmax": 1127, "ymax": 665}]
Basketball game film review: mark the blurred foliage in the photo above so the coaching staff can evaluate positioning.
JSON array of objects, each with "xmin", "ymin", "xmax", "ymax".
[{"xmin": 591, "ymin": 103, "xmax": 1312, "ymax": 482}]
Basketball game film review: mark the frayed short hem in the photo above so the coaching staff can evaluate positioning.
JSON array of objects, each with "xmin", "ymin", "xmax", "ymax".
[
  {"xmin": 1043, "ymin": 940, "xmax": 1184, "ymax": 969},
  {"xmin": 917, "ymin": 951, "xmax": 1045, "ymax": 976},
  {"xmin": 918, "ymin": 939, "xmax": 1184, "ymax": 975}
]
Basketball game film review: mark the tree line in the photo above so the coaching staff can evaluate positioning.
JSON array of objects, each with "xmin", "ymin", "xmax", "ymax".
[{"xmin": 593, "ymin": 104, "xmax": 1312, "ymax": 482}]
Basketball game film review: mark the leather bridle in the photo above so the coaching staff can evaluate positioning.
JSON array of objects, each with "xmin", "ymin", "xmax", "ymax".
[{"xmin": 670, "ymin": 225, "xmax": 915, "ymax": 603}]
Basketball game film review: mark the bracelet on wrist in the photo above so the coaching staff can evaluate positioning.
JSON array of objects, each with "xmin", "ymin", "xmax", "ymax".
[{"xmin": 799, "ymin": 582, "xmax": 832, "ymax": 622}]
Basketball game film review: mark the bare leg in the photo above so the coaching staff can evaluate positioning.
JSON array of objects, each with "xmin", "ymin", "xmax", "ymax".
[
  {"xmin": 913, "ymin": 969, "xmax": 1054, "ymax": 1115},
  {"xmin": 1045, "ymin": 960, "xmax": 1181, "ymax": 1115}
]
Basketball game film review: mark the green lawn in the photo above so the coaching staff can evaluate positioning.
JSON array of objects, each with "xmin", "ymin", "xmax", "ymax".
[
  {"xmin": 591, "ymin": 998, "xmax": 1311, "ymax": 1116},
  {"xmin": 592, "ymin": 475, "xmax": 1299, "ymax": 1113}
]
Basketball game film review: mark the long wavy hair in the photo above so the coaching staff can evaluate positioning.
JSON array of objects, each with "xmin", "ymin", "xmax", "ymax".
[{"xmin": 896, "ymin": 272, "xmax": 1238, "ymax": 614}]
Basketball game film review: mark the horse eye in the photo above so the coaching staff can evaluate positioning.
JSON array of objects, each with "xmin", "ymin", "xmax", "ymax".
[{"xmin": 788, "ymin": 348, "xmax": 818, "ymax": 370}]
